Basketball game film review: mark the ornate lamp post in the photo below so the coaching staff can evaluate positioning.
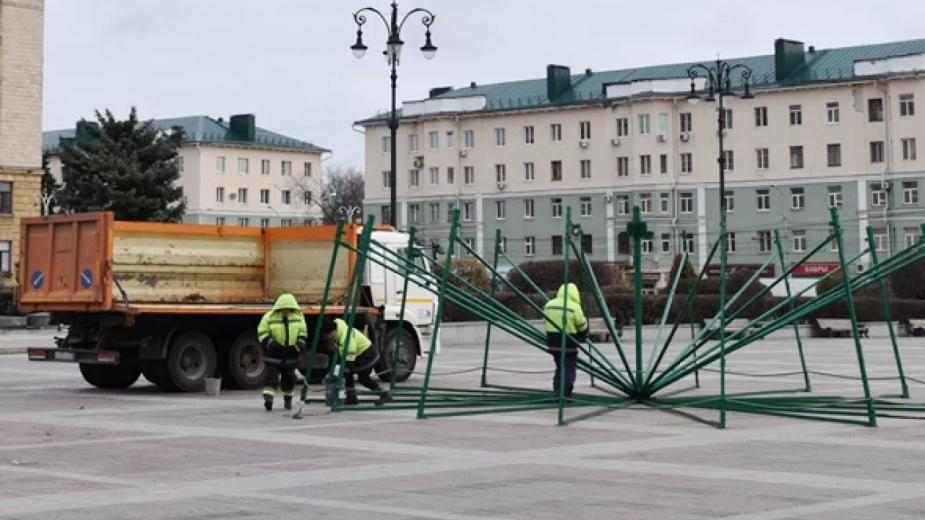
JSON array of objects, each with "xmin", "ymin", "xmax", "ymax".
[{"xmin": 351, "ymin": 2, "xmax": 437, "ymax": 227}]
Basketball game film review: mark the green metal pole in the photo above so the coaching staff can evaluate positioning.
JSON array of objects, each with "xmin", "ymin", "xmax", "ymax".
[
  {"xmin": 557, "ymin": 207, "xmax": 573, "ymax": 425},
  {"xmin": 390, "ymin": 227, "xmax": 416, "ymax": 392},
  {"xmin": 774, "ymin": 229, "xmax": 812, "ymax": 392},
  {"xmin": 626, "ymin": 206, "xmax": 648, "ymax": 397},
  {"xmin": 831, "ymin": 208, "xmax": 877, "ymax": 427},
  {"xmin": 417, "ymin": 210, "xmax": 460, "ymax": 419},
  {"xmin": 480, "ymin": 229, "xmax": 503, "ymax": 387},
  {"xmin": 866, "ymin": 226, "xmax": 909, "ymax": 398},
  {"xmin": 718, "ymin": 214, "xmax": 729, "ymax": 429}
]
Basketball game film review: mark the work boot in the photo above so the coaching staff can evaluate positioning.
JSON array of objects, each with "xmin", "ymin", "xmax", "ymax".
[
  {"xmin": 345, "ymin": 390, "xmax": 359, "ymax": 406},
  {"xmin": 264, "ymin": 395, "xmax": 274, "ymax": 412},
  {"xmin": 284, "ymin": 396, "xmax": 293, "ymax": 410},
  {"xmin": 374, "ymin": 391, "xmax": 393, "ymax": 407}
]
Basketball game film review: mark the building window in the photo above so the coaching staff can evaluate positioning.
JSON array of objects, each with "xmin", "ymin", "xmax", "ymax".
[
  {"xmin": 0, "ymin": 182, "xmax": 10, "ymax": 214},
  {"xmin": 791, "ymin": 187, "xmax": 805, "ymax": 210},
  {"xmin": 464, "ymin": 166, "xmax": 475, "ymax": 185},
  {"xmin": 580, "ymin": 196, "xmax": 592, "ymax": 217},
  {"xmin": 381, "ymin": 206, "xmax": 391, "ymax": 225},
  {"xmin": 826, "ymin": 102, "xmax": 840, "ymax": 123},
  {"xmin": 429, "ymin": 203, "xmax": 440, "ymax": 223},
  {"xmin": 446, "ymin": 202, "xmax": 455, "ymax": 222},
  {"xmin": 827, "ymin": 144, "xmax": 842, "ymax": 167},
  {"xmin": 872, "ymin": 230, "xmax": 889, "ymax": 252},
  {"xmin": 680, "ymin": 112, "xmax": 692, "ymax": 133},
  {"xmin": 446, "ymin": 131, "xmax": 456, "ymax": 149},
  {"xmin": 870, "ymin": 141, "xmax": 885, "ymax": 163},
  {"xmin": 660, "ymin": 193, "xmax": 670, "ymax": 213},
  {"xmin": 755, "ymin": 107, "xmax": 768, "ymax": 127},
  {"xmin": 902, "ymin": 138, "xmax": 917, "ymax": 160},
  {"xmin": 789, "ymin": 105, "xmax": 802, "ymax": 126},
  {"xmin": 793, "ymin": 231, "xmax": 807, "ymax": 253},
  {"xmin": 409, "ymin": 169, "xmax": 420, "ymax": 187},
  {"xmin": 757, "ymin": 231, "xmax": 772, "ymax": 253},
  {"xmin": 659, "ymin": 154, "xmax": 668, "ymax": 175},
  {"xmin": 756, "ymin": 148, "xmax": 770, "ymax": 170},
  {"xmin": 280, "ymin": 218, "xmax": 293, "ymax": 227},
  {"xmin": 430, "ymin": 167, "xmax": 440, "ymax": 185},
  {"xmin": 524, "ymin": 198, "xmax": 535, "ymax": 218},
  {"xmin": 868, "ymin": 98, "xmax": 884, "ymax": 122},
  {"xmin": 303, "ymin": 191, "xmax": 312, "ymax": 206},
  {"xmin": 463, "ymin": 202, "xmax": 474, "ymax": 222},
  {"xmin": 639, "ymin": 193, "xmax": 652, "ymax": 214},
  {"xmin": 723, "ymin": 150, "xmax": 734, "ymax": 172},
  {"xmin": 724, "ymin": 191, "xmax": 735, "ymax": 212},
  {"xmin": 260, "ymin": 218, "xmax": 270, "ymax": 229},
  {"xmin": 904, "ymin": 228, "xmax": 919, "ymax": 248},
  {"xmin": 661, "ymin": 233, "xmax": 671, "ymax": 254},
  {"xmin": 447, "ymin": 166, "xmax": 455, "ymax": 185},
  {"xmin": 900, "ymin": 94, "xmax": 915, "ymax": 117},
  {"xmin": 639, "ymin": 155, "xmax": 651, "ymax": 176},
  {"xmin": 617, "ymin": 195, "xmax": 629, "ymax": 215},
  {"xmin": 496, "ymin": 200, "xmax": 506, "ymax": 220},
  {"xmin": 903, "ymin": 181, "xmax": 919, "ymax": 205},
  {"xmin": 617, "ymin": 156, "xmax": 630, "ymax": 177},
  {"xmin": 237, "ymin": 217, "xmax": 249, "ymax": 227},
  {"xmin": 281, "ymin": 160, "xmax": 292, "ymax": 176},
  {"xmin": 680, "ymin": 192, "xmax": 693, "ymax": 214},
  {"xmin": 382, "ymin": 171, "xmax": 391, "ymax": 188},
  {"xmin": 409, "ymin": 134, "xmax": 420, "ymax": 152},
  {"xmin": 616, "ymin": 118, "xmax": 630, "ymax": 137},
  {"xmin": 216, "ymin": 217, "xmax": 226, "ymax": 226},
  {"xmin": 551, "ymin": 198, "xmax": 563, "ymax": 218},
  {"xmin": 726, "ymin": 232, "xmax": 737, "ymax": 253},
  {"xmin": 521, "ymin": 162, "xmax": 535, "ymax": 182},
  {"xmin": 382, "ymin": 136, "xmax": 391, "ymax": 153},
  {"xmin": 260, "ymin": 189, "xmax": 270, "ymax": 204},
  {"xmin": 551, "ymin": 160, "xmax": 562, "ymax": 182},
  {"xmin": 524, "ymin": 236, "xmax": 536, "ymax": 257},
  {"xmin": 720, "ymin": 109, "xmax": 733, "ymax": 130},
  {"xmin": 789, "ymin": 146, "xmax": 804, "ymax": 169},
  {"xmin": 495, "ymin": 164, "xmax": 507, "ymax": 184},
  {"xmin": 238, "ymin": 158, "xmax": 249, "ymax": 174},
  {"xmin": 550, "ymin": 124, "xmax": 562, "ymax": 142},
  {"xmin": 428, "ymin": 131, "xmax": 439, "ymax": 150},
  {"xmin": 237, "ymin": 188, "xmax": 248, "ymax": 204},
  {"xmin": 552, "ymin": 235, "xmax": 563, "ymax": 256},
  {"xmin": 870, "ymin": 184, "xmax": 887, "ymax": 207},
  {"xmin": 680, "ymin": 153, "xmax": 693, "ymax": 174},
  {"xmin": 579, "ymin": 121, "xmax": 591, "ymax": 140},
  {"xmin": 638, "ymin": 114, "xmax": 651, "ymax": 135},
  {"xmin": 282, "ymin": 190, "xmax": 292, "ymax": 205},
  {"xmin": 580, "ymin": 159, "xmax": 592, "ymax": 179},
  {"xmin": 641, "ymin": 238, "xmax": 653, "ymax": 255},
  {"xmin": 215, "ymin": 186, "xmax": 225, "ymax": 203},
  {"xmin": 524, "ymin": 125, "xmax": 535, "ymax": 144},
  {"xmin": 756, "ymin": 189, "xmax": 770, "ymax": 212},
  {"xmin": 408, "ymin": 204, "xmax": 420, "ymax": 225},
  {"xmin": 827, "ymin": 185, "xmax": 843, "ymax": 208},
  {"xmin": 494, "ymin": 128, "xmax": 506, "ymax": 147},
  {"xmin": 0, "ymin": 241, "xmax": 10, "ymax": 274},
  {"xmin": 582, "ymin": 235, "xmax": 593, "ymax": 255},
  {"xmin": 261, "ymin": 159, "xmax": 271, "ymax": 175},
  {"xmin": 683, "ymin": 233, "xmax": 695, "ymax": 253},
  {"xmin": 216, "ymin": 156, "xmax": 225, "ymax": 173},
  {"xmin": 464, "ymin": 130, "xmax": 475, "ymax": 148}
]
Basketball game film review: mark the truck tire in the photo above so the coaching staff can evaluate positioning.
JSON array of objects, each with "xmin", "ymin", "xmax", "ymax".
[
  {"xmin": 141, "ymin": 361, "xmax": 172, "ymax": 391},
  {"xmin": 165, "ymin": 331, "xmax": 217, "ymax": 392},
  {"xmin": 225, "ymin": 331, "xmax": 264, "ymax": 389},
  {"xmin": 79, "ymin": 363, "xmax": 142, "ymax": 389},
  {"xmin": 375, "ymin": 327, "xmax": 417, "ymax": 383}
]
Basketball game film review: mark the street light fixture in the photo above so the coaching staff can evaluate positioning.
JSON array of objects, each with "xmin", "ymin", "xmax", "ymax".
[{"xmin": 351, "ymin": 1, "xmax": 437, "ymax": 228}]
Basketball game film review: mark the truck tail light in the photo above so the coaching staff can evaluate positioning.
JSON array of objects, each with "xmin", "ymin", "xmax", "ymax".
[
  {"xmin": 96, "ymin": 351, "xmax": 119, "ymax": 364},
  {"xmin": 27, "ymin": 348, "xmax": 49, "ymax": 360}
]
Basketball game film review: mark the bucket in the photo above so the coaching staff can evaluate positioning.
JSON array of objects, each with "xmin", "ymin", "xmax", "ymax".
[{"xmin": 204, "ymin": 377, "xmax": 222, "ymax": 396}]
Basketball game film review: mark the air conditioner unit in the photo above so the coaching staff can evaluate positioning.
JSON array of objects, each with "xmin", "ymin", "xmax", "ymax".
[
  {"xmin": 496, "ymin": 181, "xmax": 507, "ymax": 191},
  {"xmin": 579, "ymin": 139, "xmax": 590, "ymax": 148},
  {"xmin": 610, "ymin": 138, "xmax": 621, "ymax": 147},
  {"xmin": 458, "ymin": 149, "xmax": 468, "ymax": 158},
  {"xmin": 657, "ymin": 133, "xmax": 667, "ymax": 143},
  {"xmin": 413, "ymin": 156, "xmax": 425, "ymax": 168},
  {"xmin": 680, "ymin": 132, "xmax": 690, "ymax": 142}
]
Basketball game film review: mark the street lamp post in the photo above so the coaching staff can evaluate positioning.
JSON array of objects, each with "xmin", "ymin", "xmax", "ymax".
[
  {"xmin": 351, "ymin": 1, "xmax": 437, "ymax": 228},
  {"xmin": 686, "ymin": 59, "xmax": 753, "ymax": 428},
  {"xmin": 339, "ymin": 205, "xmax": 362, "ymax": 223}
]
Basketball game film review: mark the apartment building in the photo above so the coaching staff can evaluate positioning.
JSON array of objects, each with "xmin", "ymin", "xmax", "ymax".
[
  {"xmin": 44, "ymin": 114, "xmax": 329, "ymax": 227},
  {"xmin": 0, "ymin": 0, "xmax": 44, "ymax": 310},
  {"xmin": 358, "ymin": 38, "xmax": 925, "ymax": 286}
]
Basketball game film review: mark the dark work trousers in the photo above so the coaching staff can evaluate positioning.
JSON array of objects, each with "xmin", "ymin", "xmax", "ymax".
[
  {"xmin": 263, "ymin": 344, "xmax": 300, "ymax": 398},
  {"xmin": 345, "ymin": 347, "xmax": 381, "ymax": 393},
  {"xmin": 546, "ymin": 332, "xmax": 579, "ymax": 397}
]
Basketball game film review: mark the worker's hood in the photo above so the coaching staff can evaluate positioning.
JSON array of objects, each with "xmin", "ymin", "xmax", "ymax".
[
  {"xmin": 556, "ymin": 283, "xmax": 580, "ymax": 304},
  {"xmin": 272, "ymin": 293, "xmax": 301, "ymax": 312}
]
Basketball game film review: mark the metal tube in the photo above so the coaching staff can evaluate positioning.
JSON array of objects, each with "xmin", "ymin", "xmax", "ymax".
[{"xmin": 866, "ymin": 226, "xmax": 909, "ymax": 398}]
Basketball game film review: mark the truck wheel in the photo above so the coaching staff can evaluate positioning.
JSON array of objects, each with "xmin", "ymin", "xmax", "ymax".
[
  {"xmin": 141, "ymin": 362, "xmax": 173, "ymax": 391},
  {"xmin": 376, "ymin": 327, "xmax": 417, "ymax": 383},
  {"xmin": 166, "ymin": 331, "xmax": 217, "ymax": 392},
  {"xmin": 79, "ymin": 363, "xmax": 142, "ymax": 389},
  {"xmin": 226, "ymin": 331, "xmax": 264, "ymax": 389}
]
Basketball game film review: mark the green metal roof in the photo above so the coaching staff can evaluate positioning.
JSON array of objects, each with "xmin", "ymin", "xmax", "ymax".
[
  {"xmin": 43, "ymin": 115, "xmax": 329, "ymax": 154},
  {"xmin": 358, "ymin": 38, "xmax": 925, "ymax": 124}
]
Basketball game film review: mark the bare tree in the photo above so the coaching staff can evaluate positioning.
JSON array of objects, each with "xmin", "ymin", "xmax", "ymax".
[
  {"xmin": 320, "ymin": 165, "xmax": 364, "ymax": 224},
  {"xmin": 283, "ymin": 172, "xmax": 323, "ymax": 225}
]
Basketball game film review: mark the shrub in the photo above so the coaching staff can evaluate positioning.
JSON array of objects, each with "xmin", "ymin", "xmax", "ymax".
[{"xmin": 505, "ymin": 259, "xmax": 622, "ymax": 294}]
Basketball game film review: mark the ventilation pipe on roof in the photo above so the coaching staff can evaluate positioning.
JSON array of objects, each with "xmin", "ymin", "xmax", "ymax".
[
  {"xmin": 229, "ymin": 114, "xmax": 256, "ymax": 141},
  {"xmin": 774, "ymin": 38, "xmax": 806, "ymax": 81},
  {"xmin": 546, "ymin": 64, "xmax": 571, "ymax": 100}
]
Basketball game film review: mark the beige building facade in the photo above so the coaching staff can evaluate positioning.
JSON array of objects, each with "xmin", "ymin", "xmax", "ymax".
[{"xmin": 0, "ymin": 0, "xmax": 44, "ymax": 309}]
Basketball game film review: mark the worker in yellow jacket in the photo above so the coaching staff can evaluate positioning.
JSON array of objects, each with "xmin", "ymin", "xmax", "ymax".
[
  {"xmin": 543, "ymin": 283, "xmax": 588, "ymax": 398},
  {"xmin": 257, "ymin": 293, "xmax": 307, "ymax": 411},
  {"xmin": 321, "ymin": 317, "xmax": 392, "ymax": 406}
]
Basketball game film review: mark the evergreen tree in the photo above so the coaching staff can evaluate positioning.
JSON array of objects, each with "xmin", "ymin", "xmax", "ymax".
[
  {"xmin": 56, "ymin": 107, "xmax": 186, "ymax": 222},
  {"xmin": 39, "ymin": 153, "xmax": 60, "ymax": 216}
]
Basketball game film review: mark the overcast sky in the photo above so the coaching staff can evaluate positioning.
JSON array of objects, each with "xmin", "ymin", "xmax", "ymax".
[{"xmin": 44, "ymin": 0, "xmax": 925, "ymax": 170}]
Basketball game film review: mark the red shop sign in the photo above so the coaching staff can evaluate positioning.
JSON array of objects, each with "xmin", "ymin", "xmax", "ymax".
[{"xmin": 791, "ymin": 263, "xmax": 840, "ymax": 277}]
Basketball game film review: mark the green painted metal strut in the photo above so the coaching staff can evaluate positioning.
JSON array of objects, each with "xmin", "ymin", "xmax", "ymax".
[
  {"xmin": 774, "ymin": 228, "xmax": 812, "ymax": 392},
  {"xmin": 865, "ymin": 226, "xmax": 909, "ymax": 398},
  {"xmin": 390, "ymin": 226, "xmax": 416, "ymax": 392},
  {"xmin": 557, "ymin": 207, "xmax": 573, "ymax": 425},
  {"xmin": 626, "ymin": 206, "xmax": 648, "ymax": 396},
  {"xmin": 480, "ymin": 229, "xmax": 504, "ymax": 388}
]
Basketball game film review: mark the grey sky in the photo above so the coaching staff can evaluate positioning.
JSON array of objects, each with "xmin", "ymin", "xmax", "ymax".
[{"xmin": 44, "ymin": 0, "xmax": 925, "ymax": 170}]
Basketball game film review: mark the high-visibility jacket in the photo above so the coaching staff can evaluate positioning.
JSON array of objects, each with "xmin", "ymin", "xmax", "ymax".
[
  {"xmin": 543, "ymin": 283, "xmax": 588, "ymax": 334},
  {"xmin": 334, "ymin": 318, "xmax": 372, "ymax": 362},
  {"xmin": 257, "ymin": 293, "xmax": 307, "ymax": 349}
]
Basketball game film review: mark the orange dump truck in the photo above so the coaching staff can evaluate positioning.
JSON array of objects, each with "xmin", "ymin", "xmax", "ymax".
[{"xmin": 20, "ymin": 212, "xmax": 437, "ymax": 392}]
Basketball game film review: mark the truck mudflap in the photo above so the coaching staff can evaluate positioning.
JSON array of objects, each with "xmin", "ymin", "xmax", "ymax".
[{"xmin": 28, "ymin": 347, "xmax": 119, "ymax": 365}]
